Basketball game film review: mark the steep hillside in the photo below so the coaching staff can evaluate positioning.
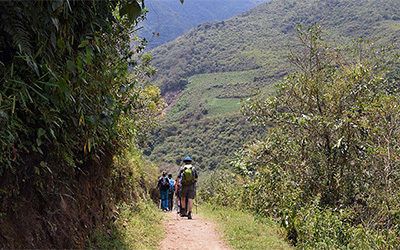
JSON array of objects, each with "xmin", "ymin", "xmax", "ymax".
[
  {"xmin": 148, "ymin": 0, "xmax": 400, "ymax": 170},
  {"xmin": 152, "ymin": 0, "xmax": 399, "ymax": 94},
  {"xmin": 139, "ymin": 0, "xmax": 267, "ymax": 49}
]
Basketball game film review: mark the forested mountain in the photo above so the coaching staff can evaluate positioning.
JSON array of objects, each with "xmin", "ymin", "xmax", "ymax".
[
  {"xmin": 147, "ymin": 0, "xmax": 400, "ymax": 170},
  {"xmin": 139, "ymin": 0, "xmax": 268, "ymax": 49}
]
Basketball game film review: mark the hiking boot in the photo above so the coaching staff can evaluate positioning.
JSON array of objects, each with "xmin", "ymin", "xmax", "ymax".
[
  {"xmin": 188, "ymin": 212, "xmax": 192, "ymax": 220},
  {"xmin": 180, "ymin": 208, "xmax": 187, "ymax": 217}
]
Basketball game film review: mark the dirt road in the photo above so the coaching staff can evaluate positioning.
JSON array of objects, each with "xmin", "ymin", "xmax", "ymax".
[{"xmin": 159, "ymin": 212, "xmax": 231, "ymax": 250}]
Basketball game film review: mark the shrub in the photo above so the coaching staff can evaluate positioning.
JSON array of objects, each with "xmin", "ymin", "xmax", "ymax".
[{"xmin": 206, "ymin": 26, "xmax": 400, "ymax": 248}]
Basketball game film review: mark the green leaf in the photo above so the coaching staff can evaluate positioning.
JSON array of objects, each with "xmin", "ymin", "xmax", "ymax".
[
  {"xmin": 38, "ymin": 128, "xmax": 46, "ymax": 138},
  {"xmin": 66, "ymin": 60, "xmax": 75, "ymax": 72},
  {"xmin": 120, "ymin": 0, "xmax": 142, "ymax": 22},
  {"xmin": 36, "ymin": 137, "xmax": 42, "ymax": 147},
  {"xmin": 78, "ymin": 39, "xmax": 90, "ymax": 49},
  {"xmin": 85, "ymin": 47, "xmax": 93, "ymax": 65}
]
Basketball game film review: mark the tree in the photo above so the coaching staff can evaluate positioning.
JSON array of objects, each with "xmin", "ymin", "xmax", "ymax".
[{"xmin": 239, "ymin": 25, "xmax": 400, "ymax": 246}]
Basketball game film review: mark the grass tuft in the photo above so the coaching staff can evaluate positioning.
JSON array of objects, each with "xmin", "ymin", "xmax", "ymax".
[
  {"xmin": 200, "ymin": 204, "xmax": 292, "ymax": 250},
  {"xmin": 89, "ymin": 201, "xmax": 164, "ymax": 250}
]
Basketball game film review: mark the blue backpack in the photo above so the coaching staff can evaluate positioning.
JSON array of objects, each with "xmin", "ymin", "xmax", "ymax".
[{"xmin": 169, "ymin": 179, "xmax": 175, "ymax": 193}]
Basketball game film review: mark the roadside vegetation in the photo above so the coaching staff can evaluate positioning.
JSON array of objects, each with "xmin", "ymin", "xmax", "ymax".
[
  {"xmin": 0, "ymin": 1, "xmax": 163, "ymax": 248},
  {"xmin": 199, "ymin": 26, "xmax": 400, "ymax": 248},
  {"xmin": 89, "ymin": 201, "xmax": 164, "ymax": 250},
  {"xmin": 200, "ymin": 204, "xmax": 292, "ymax": 250}
]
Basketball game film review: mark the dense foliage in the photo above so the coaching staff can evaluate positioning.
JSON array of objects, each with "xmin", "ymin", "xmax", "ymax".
[
  {"xmin": 200, "ymin": 27, "xmax": 400, "ymax": 248},
  {"xmin": 0, "ymin": 1, "xmax": 163, "ymax": 248},
  {"xmin": 147, "ymin": 115, "xmax": 263, "ymax": 171},
  {"xmin": 0, "ymin": 0, "xmax": 161, "ymax": 172}
]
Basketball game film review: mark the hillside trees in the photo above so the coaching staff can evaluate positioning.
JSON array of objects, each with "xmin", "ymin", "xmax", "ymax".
[
  {"xmin": 147, "ymin": 0, "xmax": 400, "ymax": 173},
  {"xmin": 201, "ymin": 26, "xmax": 400, "ymax": 248},
  {"xmin": 0, "ymin": 1, "xmax": 163, "ymax": 248}
]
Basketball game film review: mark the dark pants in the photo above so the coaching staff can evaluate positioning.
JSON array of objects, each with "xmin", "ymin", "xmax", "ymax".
[
  {"xmin": 160, "ymin": 189, "xmax": 169, "ymax": 210},
  {"xmin": 182, "ymin": 184, "xmax": 196, "ymax": 199}
]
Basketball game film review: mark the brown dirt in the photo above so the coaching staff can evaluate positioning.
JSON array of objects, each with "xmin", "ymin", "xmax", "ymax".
[{"xmin": 160, "ymin": 212, "xmax": 231, "ymax": 250}]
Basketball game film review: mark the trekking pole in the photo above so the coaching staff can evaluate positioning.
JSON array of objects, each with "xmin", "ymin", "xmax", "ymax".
[{"xmin": 175, "ymin": 196, "xmax": 179, "ymax": 220}]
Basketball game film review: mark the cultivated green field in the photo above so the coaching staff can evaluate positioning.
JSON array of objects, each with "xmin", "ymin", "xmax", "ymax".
[{"xmin": 168, "ymin": 70, "xmax": 262, "ymax": 120}]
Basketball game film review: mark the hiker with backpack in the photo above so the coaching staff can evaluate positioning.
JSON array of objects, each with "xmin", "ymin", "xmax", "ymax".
[
  {"xmin": 179, "ymin": 156, "xmax": 198, "ymax": 219},
  {"xmin": 168, "ymin": 173, "xmax": 175, "ymax": 211},
  {"xmin": 157, "ymin": 171, "xmax": 170, "ymax": 211}
]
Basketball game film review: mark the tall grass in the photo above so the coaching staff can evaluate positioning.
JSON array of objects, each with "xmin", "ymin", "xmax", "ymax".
[
  {"xmin": 89, "ymin": 201, "xmax": 164, "ymax": 250},
  {"xmin": 200, "ymin": 204, "xmax": 292, "ymax": 250}
]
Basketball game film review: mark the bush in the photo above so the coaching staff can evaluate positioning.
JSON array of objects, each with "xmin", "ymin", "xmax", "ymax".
[
  {"xmin": 205, "ymin": 26, "xmax": 400, "ymax": 248},
  {"xmin": 89, "ymin": 201, "xmax": 163, "ymax": 250},
  {"xmin": 198, "ymin": 169, "xmax": 246, "ymax": 209}
]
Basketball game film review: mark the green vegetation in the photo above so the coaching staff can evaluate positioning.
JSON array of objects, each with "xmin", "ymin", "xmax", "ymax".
[
  {"xmin": 168, "ymin": 70, "xmax": 260, "ymax": 120},
  {"xmin": 140, "ymin": 0, "xmax": 267, "ymax": 49},
  {"xmin": 0, "ymin": 1, "xmax": 163, "ymax": 248},
  {"xmin": 147, "ymin": 70, "xmax": 273, "ymax": 170},
  {"xmin": 147, "ymin": 0, "xmax": 400, "ymax": 171},
  {"xmin": 147, "ymin": 115, "xmax": 264, "ymax": 170},
  {"xmin": 151, "ymin": 0, "xmax": 399, "ymax": 93},
  {"xmin": 200, "ymin": 204, "xmax": 292, "ymax": 250},
  {"xmin": 200, "ymin": 27, "xmax": 400, "ymax": 248},
  {"xmin": 89, "ymin": 201, "xmax": 164, "ymax": 250},
  {"xmin": 2, "ymin": 0, "xmax": 399, "ymax": 248},
  {"xmin": 207, "ymin": 98, "xmax": 240, "ymax": 116}
]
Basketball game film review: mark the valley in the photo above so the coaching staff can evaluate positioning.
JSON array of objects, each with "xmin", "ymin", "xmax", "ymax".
[{"xmin": 147, "ymin": 0, "xmax": 400, "ymax": 171}]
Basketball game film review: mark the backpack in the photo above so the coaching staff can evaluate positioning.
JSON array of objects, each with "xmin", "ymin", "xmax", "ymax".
[
  {"xmin": 181, "ymin": 167, "xmax": 195, "ymax": 186},
  {"xmin": 169, "ymin": 179, "xmax": 175, "ymax": 193},
  {"xmin": 160, "ymin": 177, "xmax": 170, "ymax": 191}
]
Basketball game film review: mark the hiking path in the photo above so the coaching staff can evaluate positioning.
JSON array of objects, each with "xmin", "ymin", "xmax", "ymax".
[{"xmin": 159, "ymin": 211, "xmax": 231, "ymax": 250}]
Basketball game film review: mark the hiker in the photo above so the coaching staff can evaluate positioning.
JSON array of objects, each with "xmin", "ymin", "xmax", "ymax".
[
  {"xmin": 179, "ymin": 156, "xmax": 198, "ymax": 219},
  {"xmin": 157, "ymin": 171, "xmax": 170, "ymax": 211},
  {"xmin": 168, "ymin": 173, "xmax": 175, "ymax": 211},
  {"xmin": 175, "ymin": 176, "xmax": 181, "ymax": 213}
]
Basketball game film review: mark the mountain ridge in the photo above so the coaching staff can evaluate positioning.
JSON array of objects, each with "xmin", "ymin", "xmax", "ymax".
[{"xmin": 139, "ymin": 0, "xmax": 268, "ymax": 49}]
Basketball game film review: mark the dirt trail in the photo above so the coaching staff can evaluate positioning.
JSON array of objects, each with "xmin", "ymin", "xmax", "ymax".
[{"xmin": 159, "ymin": 212, "xmax": 231, "ymax": 250}]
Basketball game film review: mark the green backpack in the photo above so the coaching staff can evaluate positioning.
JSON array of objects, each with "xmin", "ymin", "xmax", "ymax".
[{"xmin": 181, "ymin": 167, "xmax": 195, "ymax": 186}]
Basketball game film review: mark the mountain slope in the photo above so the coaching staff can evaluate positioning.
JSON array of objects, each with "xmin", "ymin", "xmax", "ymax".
[
  {"xmin": 147, "ymin": 0, "xmax": 400, "ymax": 170},
  {"xmin": 139, "ymin": 0, "xmax": 268, "ymax": 49},
  {"xmin": 152, "ymin": 0, "xmax": 399, "ymax": 94}
]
